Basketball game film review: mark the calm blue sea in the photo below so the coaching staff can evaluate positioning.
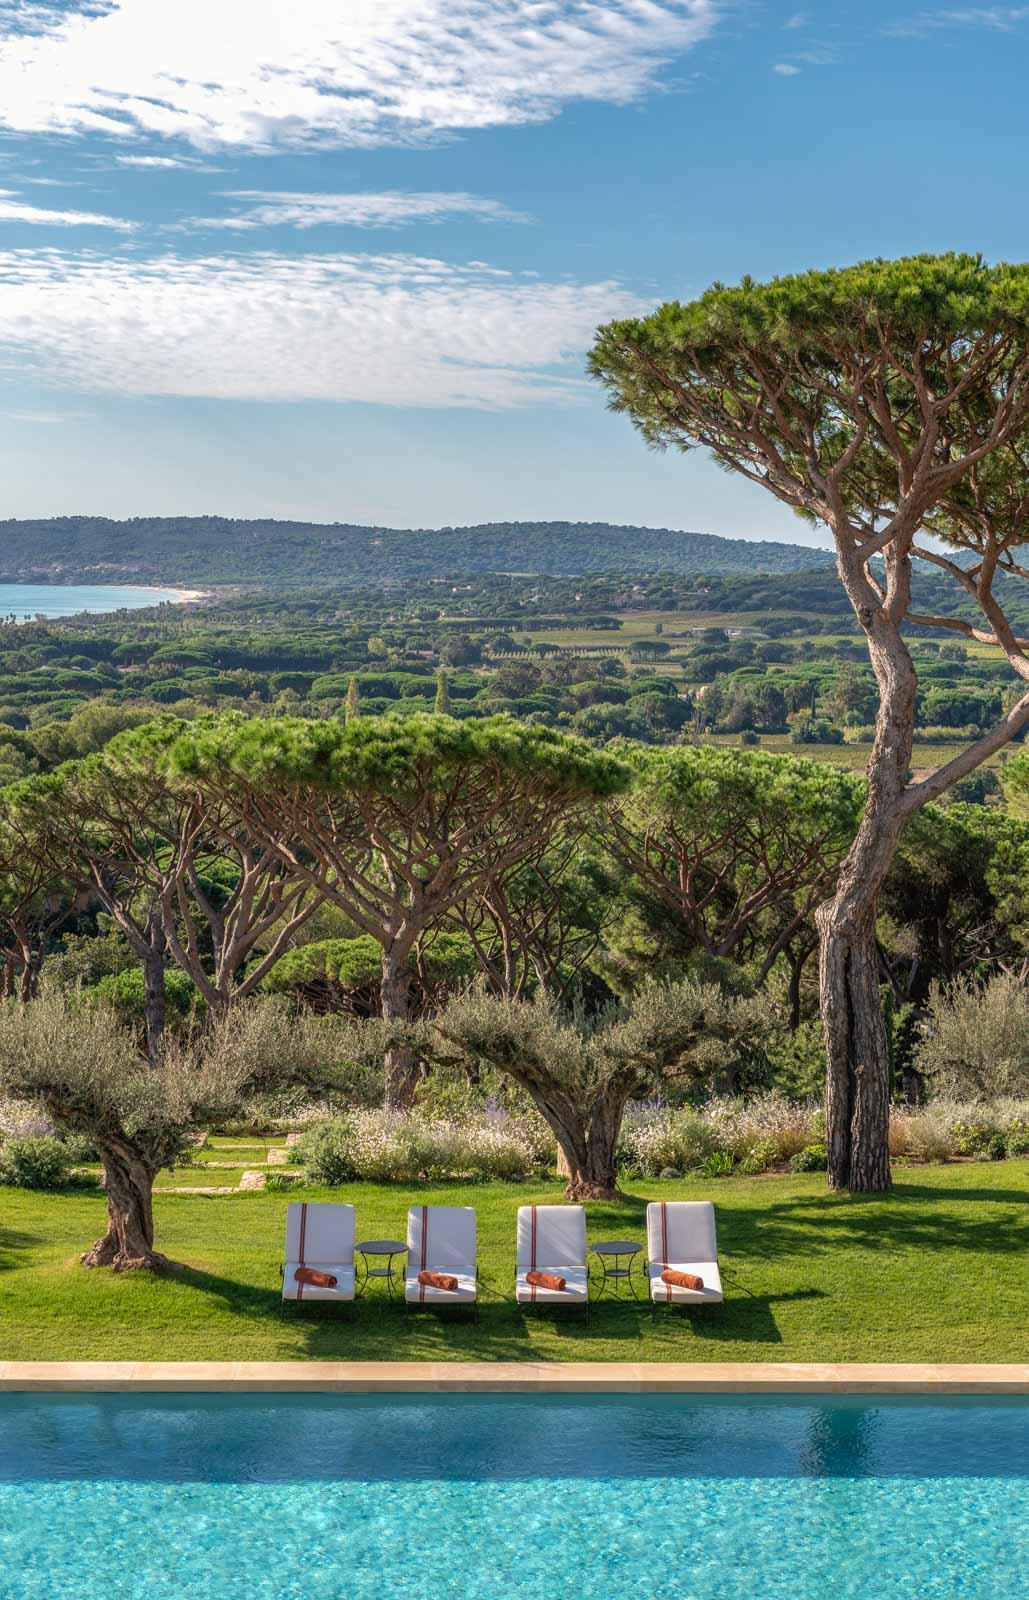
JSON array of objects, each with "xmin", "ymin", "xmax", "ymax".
[
  {"xmin": 0, "ymin": 583, "xmax": 182, "ymax": 620},
  {"xmin": 0, "ymin": 1393, "xmax": 1025, "ymax": 1599}
]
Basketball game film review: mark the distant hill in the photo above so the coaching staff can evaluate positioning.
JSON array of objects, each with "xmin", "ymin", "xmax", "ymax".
[{"xmin": 0, "ymin": 516, "xmax": 835, "ymax": 588}]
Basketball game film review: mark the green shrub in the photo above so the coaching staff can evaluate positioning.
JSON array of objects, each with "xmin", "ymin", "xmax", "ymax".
[
  {"xmin": 737, "ymin": 1137, "xmax": 784, "ymax": 1176},
  {"xmin": 789, "ymin": 1143, "xmax": 828, "ymax": 1172},
  {"xmin": 699, "ymin": 1149, "xmax": 735, "ymax": 1178},
  {"xmin": 952, "ymin": 1120, "xmax": 997, "ymax": 1157},
  {"xmin": 294, "ymin": 1118, "xmax": 358, "ymax": 1185},
  {"xmin": 90, "ymin": 966, "xmax": 203, "ymax": 1024},
  {"xmin": 1007, "ymin": 1119, "xmax": 1029, "ymax": 1156},
  {"xmin": 265, "ymin": 1172, "xmax": 304, "ymax": 1193},
  {"xmin": 0, "ymin": 1135, "xmax": 74, "ymax": 1190}
]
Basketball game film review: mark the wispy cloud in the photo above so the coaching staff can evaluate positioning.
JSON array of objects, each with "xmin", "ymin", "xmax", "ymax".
[
  {"xmin": 0, "ymin": 1, "xmax": 720, "ymax": 151},
  {"xmin": 0, "ymin": 248, "xmax": 643, "ymax": 408},
  {"xmin": 784, "ymin": 11, "xmax": 808, "ymax": 25},
  {"xmin": 187, "ymin": 191, "xmax": 530, "ymax": 232},
  {"xmin": 0, "ymin": 407, "xmax": 88, "ymax": 424},
  {"xmin": 114, "ymin": 154, "xmax": 211, "ymax": 169},
  {"xmin": 0, "ymin": 189, "xmax": 132, "ymax": 228},
  {"xmin": 772, "ymin": 62, "xmax": 802, "ymax": 74},
  {"xmin": 884, "ymin": 7, "xmax": 1029, "ymax": 36}
]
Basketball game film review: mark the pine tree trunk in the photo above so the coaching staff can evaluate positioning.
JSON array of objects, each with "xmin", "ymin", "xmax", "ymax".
[
  {"xmin": 817, "ymin": 885, "xmax": 894, "ymax": 1192},
  {"xmin": 142, "ymin": 929, "xmax": 167, "ymax": 1063},
  {"xmin": 82, "ymin": 1136, "xmax": 170, "ymax": 1273},
  {"xmin": 816, "ymin": 601, "xmax": 916, "ymax": 1193},
  {"xmin": 380, "ymin": 946, "xmax": 420, "ymax": 1109}
]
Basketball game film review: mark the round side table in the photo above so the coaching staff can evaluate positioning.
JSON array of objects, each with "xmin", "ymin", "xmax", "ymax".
[
  {"xmin": 590, "ymin": 1240, "xmax": 642, "ymax": 1301},
  {"xmin": 357, "ymin": 1239, "xmax": 408, "ymax": 1300}
]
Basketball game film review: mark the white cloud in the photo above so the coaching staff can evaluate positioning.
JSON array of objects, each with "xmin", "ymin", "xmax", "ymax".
[
  {"xmin": 189, "ymin": 190, "xmax": 529, "ymax": 232},
  {"xmin": 0, "ymin": 189, "xmax": 131, "ymax": 227},
  {"xmin": 0, "ymin": 248, "xmax": 643, "ymax": 408},
  {"xmin": 772, "ymin": 62, "xmax": 802, "ymax": 74},
  {"xmin": 784, "ymin": 10, "xmax": 807, "ymax": 24},
  {"xmin": 114, "ymin": 154, "xmax": 208, "ymax": 169},
  {"xmin": 0, "ymin": 1, "xmax": 718, "ymax": 150},
  {"xmin": 884, "ymin": 7, "xmax": 1029, "ymax": 35}
]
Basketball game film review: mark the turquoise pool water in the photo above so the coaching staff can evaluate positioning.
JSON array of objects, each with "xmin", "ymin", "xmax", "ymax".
[{"xmin": 0, "ymin": 1394, "xmax": 1025, "ymax": 1599}]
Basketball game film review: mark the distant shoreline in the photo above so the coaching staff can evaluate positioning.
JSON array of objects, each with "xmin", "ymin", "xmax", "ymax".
[
  {"xmin": 0, "ymin": 580, "xmax": 215, "ymax": 622},
  {"xmin": 149, "ymin": 586, "xmax": 212, "ymax": 604}
]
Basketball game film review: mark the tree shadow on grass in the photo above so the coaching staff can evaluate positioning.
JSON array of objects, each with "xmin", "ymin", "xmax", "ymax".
[
  {"xmin": 0, "ymin": 1228, "xmax": 40, "ymax": 1274},
  {"xmin": 707, "ymin": 1183, "xmax": 1029, "ymax": 1264}
]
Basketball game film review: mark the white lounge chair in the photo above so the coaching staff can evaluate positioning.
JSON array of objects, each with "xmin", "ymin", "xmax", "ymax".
[
  {"xmin": 282, "ymin": 1200, "xmax": 356, "ymax": 1303},
  {"xmin": 646, "ymin": 1200, "xmax": 723, "ymax": 1306},
  {"xmin": 516, "ymin": 1204, "xmax": 590, "ymax": 1321},
  {"xmin": 405, "ymin": 1204, "xmax": 478, "ymax": 1316}
]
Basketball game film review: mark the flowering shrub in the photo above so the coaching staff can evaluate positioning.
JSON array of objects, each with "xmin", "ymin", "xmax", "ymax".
[
  {"xmin": 621, "ymin": 1095, "xmax": 1029, "ymax": 1177},
  {"xmin": 0, "ymin": 1099, "xmax": 54, "ymax": 1140},
  {"xmin": 253, "ymin": 1093, "xmax": 1029, "ymax": 1186},
  {"xmin": 618, "ymin": 1095, "xmax": 817, "ymax": 1177},
  {"xmin": 891, "ymin": 1099, "xmax": 1029, "ymax": 1163},
  {"xmin": 295, "ymin": 1106, "xmax": 552, "ymax": 1185}
]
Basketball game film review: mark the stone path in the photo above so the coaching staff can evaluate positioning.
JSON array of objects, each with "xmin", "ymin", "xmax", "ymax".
[{"xmin": 80, "ymin": 1134, "xmax": 305, "ymax": 1195}]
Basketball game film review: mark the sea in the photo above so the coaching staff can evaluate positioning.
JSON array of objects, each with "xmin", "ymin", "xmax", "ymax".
[{"xmin": 0, "ymin": 583, "xmax": 183, "ymax": 621}]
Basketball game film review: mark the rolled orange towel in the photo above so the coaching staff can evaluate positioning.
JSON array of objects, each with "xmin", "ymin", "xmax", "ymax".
[
  {"xmin": 418, "ymin": 1269, "xmax": 459, "ymax": 1292},
  {"xmin": 526, "ymin": 1270, "xmax": 566, "ymax": 1291},
  {"xmin": 294, "ymin": 1267, "xmax": 338, "ymax": 1289},
  {"xmin": 661, "ymin": 1268, "xmax": 704, "ymax": 1290}
]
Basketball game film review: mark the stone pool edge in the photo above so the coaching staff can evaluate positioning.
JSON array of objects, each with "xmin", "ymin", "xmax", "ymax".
[{"xmin": 0, "ymin": 1362, "xmax": 1026, "ymax": 1394}]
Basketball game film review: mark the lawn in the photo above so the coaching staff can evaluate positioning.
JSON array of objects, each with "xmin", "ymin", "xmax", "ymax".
[
  {"xmin": 1, "ymin": 1162, "xmax": 1026, "ymax": 1364},
  {"xmin": 704, "ymin": 732, "xmax": 1005, "ymax": 774}
]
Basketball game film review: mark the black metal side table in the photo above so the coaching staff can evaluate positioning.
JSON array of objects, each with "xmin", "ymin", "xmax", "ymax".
[
  {"xmin": 356, "ymin": 1239, "xmax": 408, "ymax": 1300},
  {"xmin": 590, "ymin": 1240, "xmax": 642, "ymax": 1301}
]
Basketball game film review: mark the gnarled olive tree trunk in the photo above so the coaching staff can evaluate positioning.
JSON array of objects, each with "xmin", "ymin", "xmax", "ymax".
[
  {"xmin": 533, "ymin": 1087, "xmax": 627, "ymax": 1200},
  {"xmin": 81, "ymin": 1134, "xmax": 170, "ymax": 1274},
  {"xmin": 816, "ymin": 606, "xmax": 916, "ymax": 1192}
]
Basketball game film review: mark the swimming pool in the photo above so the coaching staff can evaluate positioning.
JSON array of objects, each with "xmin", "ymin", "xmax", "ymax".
[{"xmin": 0, "ymin": 1393, "xmax": 1025, "ymax": 1598}]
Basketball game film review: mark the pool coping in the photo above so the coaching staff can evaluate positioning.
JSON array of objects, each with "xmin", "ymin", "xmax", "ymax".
[{"xmin": 0, "ymin": 1362, "xmax": 1026, "ymax": 1394}]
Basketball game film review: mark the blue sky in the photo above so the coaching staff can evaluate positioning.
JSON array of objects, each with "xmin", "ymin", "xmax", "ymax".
[{"xmin": 0, "ymin": 2, "xmax": 1027, "ymax": 546}]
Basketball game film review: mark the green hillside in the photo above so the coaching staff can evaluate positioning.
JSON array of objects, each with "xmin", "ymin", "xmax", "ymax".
[{"xmin": 0, "ymin": 516, "xmax": 835, "ymax": 587}]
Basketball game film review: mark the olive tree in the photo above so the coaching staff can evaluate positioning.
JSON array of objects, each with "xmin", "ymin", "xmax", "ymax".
[
  {"xmin": 590, "ymin": 254, "xmax": 1029, "ymax": 1190},
  {"xmin": 0, "ymin": 993, "xmax": 374, "ymax": 1271},
  {"xmin": 431, "ymin": 979, "xmax": 769, "ymax": 1198},
  {"xmin": 170, "ymin": 713, "xmax": 628, "ymax": 1107},
  {"xmin": 914, "ymin": 974, "xmax": 1029, "ymax": 1100}
]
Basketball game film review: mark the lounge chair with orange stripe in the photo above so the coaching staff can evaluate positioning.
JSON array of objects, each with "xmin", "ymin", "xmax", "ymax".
[
  {"xmin": 646, "ymin": 1200, "xmax": 723, "ymax": 1307},
  {"xmin": 282, "ymin": 1201, "xmax": 356, "ymax": 1303},
  {"xmin": 515, "ymin": 1204, "xmax": 590, "ymax": 1321},
  {"xmin": 404, "ymin": 1204, "xmax": 478, "ymax": 1317}
]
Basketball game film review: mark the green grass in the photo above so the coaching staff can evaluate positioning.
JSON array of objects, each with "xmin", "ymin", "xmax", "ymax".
[
  {"xmin": 2, "ymin": 1163, "xmax": 1026, "ymax": 1364},
  {"xmin": 705, "ymin": 732, "xmax": 1005, "ymax": 774}
]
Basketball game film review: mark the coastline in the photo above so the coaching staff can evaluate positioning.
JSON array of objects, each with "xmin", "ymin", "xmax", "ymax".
[
  {"xmin": 153, "ymin": 586, "xmax": 213, "ymax": 604},
  {"xmin": 0, "ymin": 581, "xmax": 215, "ymax": 622}
]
